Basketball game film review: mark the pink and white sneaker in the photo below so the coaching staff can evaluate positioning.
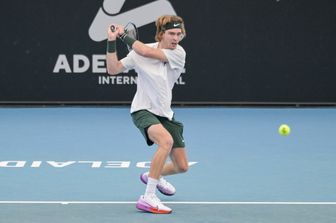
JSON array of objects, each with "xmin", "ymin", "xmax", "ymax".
[
  {"xmin": 136, "ymin": 194, "xmax": 172, "ymax": 214},
  {"xmin": 140, "ymin": 172, "xmax": 176, "ymax": 196}
]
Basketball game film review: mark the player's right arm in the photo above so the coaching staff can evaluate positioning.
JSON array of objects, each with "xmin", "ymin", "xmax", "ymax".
[{"xmin": 106, "ymin": 26, "xmax": 126, "ymax": 75}]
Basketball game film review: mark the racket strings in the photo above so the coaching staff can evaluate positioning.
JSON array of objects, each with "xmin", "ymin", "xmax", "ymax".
[
  {"xmin": 125, "ymin": 23, "xmax": 139, "ymax": 40},
  {"xmin": 124, "ymin": 23, "xmax": 139, "ymax": 51}
]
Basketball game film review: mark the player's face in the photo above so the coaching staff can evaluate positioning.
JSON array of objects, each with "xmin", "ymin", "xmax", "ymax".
[{"xmin": 161, "ymin": 28, "xmax": 184, "ymax": 49}]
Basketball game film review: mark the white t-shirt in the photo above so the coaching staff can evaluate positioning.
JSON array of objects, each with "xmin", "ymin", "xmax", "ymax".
[{"xmin": 121, "ymin": 42, "xmax": 186, "ymax": 120}]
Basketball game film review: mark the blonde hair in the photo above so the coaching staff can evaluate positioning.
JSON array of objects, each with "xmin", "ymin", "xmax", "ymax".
[{"xmin": 155, "ymin": 15, "xmax": 186, "ymax": 42}]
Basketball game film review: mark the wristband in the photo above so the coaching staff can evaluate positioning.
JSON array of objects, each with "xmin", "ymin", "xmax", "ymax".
[
  {"xmin": 119, "ymin": 33, "xmax": 136, "ymax": 49},
  {"xmin": 107, "ymin": 40, "xmax": 116, "ymax": 53}
]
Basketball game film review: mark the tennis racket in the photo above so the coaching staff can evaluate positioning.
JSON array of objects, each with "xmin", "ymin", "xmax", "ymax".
[{"xmin": 110, "ymin": 22, "xmax": 139, "ymax": 52}]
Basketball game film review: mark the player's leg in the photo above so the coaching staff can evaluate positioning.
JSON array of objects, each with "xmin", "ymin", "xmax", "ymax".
[
  {"xmin": 160, "ymin": 116, "xmax": 188, "ymax": 175},
  {"xmin": 146, "ymin": 123, "xmax": 173, "ymax": 179},
  {"xmin": 161, "ymin": 147, "xmax": 189, "ymax": 176},
  {"xmin": 140, "ymin": 116, "xmax": 188, "ymax": 196},
  {"xmin": 140, "ymin": 148, "xmax": 188, "ymax": 196},
  {"xmin": 138, "ymin": 114, "xmax": 188, "ymax": 197},
  {"xmin": 136, "ymin": 123, "xmax": 173, "ymax": 214},
  {"xmin": 132, "ymin": 110, "xmax": 173, "ymax": 213}
]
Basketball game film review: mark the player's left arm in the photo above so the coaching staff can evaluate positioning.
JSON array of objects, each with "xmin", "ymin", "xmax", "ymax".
[
  {"xmin": 132, "ymin": 41, "xmax": 168, "ymax": 62},
  {"xmin": 114, "ymin": 25, "xmax": 168, "ymax": 62}
]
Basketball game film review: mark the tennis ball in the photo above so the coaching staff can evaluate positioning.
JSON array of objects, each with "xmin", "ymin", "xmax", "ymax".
[{"xmin": 278, "ymin": 124, "xmax": 290, "ymax": 136}]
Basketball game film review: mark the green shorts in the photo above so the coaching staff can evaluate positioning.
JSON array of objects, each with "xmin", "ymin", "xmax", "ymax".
[{"xmin": 131, "ymin": 110, "xmax": 185, "ymax": 148}]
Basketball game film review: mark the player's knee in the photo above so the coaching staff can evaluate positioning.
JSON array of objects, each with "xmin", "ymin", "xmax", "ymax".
[
  {"xmin": 177, "ymin": 163, "xmax": 189, "ymax": 173},
  {"xmin": 158, "ymin": 136, "xmax": 174, "ymax": 153}
]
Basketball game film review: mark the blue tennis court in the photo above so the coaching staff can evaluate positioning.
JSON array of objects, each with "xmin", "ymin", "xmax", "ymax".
[{"xmin": 1, "ymin": 107, "xmax": 336, "ymax": 222}]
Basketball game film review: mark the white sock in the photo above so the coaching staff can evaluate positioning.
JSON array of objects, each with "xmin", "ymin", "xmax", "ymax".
[{"xmin": 145, "ymin": 177, "xmax": 158, "ymax": 197}]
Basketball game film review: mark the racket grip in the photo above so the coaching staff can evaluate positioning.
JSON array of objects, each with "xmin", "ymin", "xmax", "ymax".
[{"xmin": 110, "ymin": 25, "xmax": 116, "ymax": 32}]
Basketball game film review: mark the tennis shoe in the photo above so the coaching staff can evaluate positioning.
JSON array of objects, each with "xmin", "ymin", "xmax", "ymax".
[
  {"xmin": 140, "ymin": 172, "xmax": 176, "ymax": 196},
  {"xmin": 136, "ymin": 194, "xmax": 172, "ymax": 214}
]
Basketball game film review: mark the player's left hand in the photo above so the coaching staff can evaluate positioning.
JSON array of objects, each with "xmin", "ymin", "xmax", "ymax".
[
  {"xmin": 114, "ymin": 24, "xmax": 125, "ymax": 38},
  {"xmin": 107, "ymin": 24, "xmax": 119, "ymax": 41}
]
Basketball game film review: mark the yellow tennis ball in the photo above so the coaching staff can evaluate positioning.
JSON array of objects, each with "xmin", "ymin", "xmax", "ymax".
[{"xmin": 278, "ymin": 124, "xmax": 291, "ymax": 136}]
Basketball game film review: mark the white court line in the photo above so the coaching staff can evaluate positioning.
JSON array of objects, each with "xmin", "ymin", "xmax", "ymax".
[{"xmin": 0, "ymin": 201, "xmax": 336, "ymax": 205}]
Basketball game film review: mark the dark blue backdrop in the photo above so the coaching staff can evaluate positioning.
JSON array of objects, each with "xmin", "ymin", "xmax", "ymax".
[{"xmin": 1, "ymin": 0, "xmax": 335, "ymax": 104}]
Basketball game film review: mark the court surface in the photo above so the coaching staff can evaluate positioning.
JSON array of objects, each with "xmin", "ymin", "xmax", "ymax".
[{"xmin": 1, "ymin": 107, "xmax": 336, "ymax": 222}]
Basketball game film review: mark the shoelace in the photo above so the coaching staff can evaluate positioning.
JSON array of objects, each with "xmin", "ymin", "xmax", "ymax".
[
  {"xmin": 152, "ymin": 195, "xmax": 161, "ymax": 203},
  {"xmin": 159, "ymin": 177, "xmax": 169, "ymax": 187}
]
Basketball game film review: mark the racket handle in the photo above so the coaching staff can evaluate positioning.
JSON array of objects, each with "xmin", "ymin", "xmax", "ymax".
[{"xmin": 110, "ymin": 25, "xmax": 116, "ymax": 32}]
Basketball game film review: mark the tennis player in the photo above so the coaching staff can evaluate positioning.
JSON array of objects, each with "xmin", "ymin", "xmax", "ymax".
[{"xmin": 106, "ymin": 15, "xmax": 188, "ymax": 214}]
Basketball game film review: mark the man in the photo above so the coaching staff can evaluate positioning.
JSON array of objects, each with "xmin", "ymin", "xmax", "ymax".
[{"xmin": 106, "ymin": 15, "xmax": 188, "ymax": 214}]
